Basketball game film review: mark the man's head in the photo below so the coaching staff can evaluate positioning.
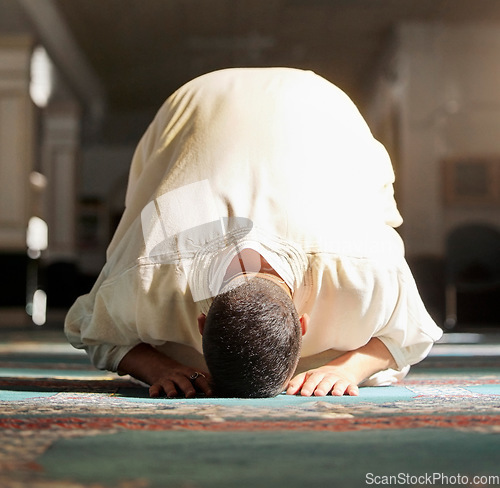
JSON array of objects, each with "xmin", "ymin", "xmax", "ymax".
[{"xmin": 199, "ymin": 276, "xmax": 305, "ymax": 398}]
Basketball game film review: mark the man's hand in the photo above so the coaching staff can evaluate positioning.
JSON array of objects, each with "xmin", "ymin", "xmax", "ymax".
[
  {"xmin": 118, "ymin": 343, "xmax": 212, "ymax": 398},
  {"xmin": 286, "ymin": 365, "xmax": 359, "ymax": 397},
  {"xmin": 286, "ymin": 337, "xmax": 397, "ymax": 397},
  {"xmin": 148, "ymin": 362, "xmax": 212, "ymax": 399}
]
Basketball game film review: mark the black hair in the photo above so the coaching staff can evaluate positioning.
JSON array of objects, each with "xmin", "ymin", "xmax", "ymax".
[{"xmin": 202, "ymin": 276, "xmax": 302, "ymax": 397}]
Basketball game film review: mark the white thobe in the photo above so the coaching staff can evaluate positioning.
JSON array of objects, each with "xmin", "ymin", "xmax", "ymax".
[{"xmin": 65, "ymin": 68, "xmax": 442, "ymax": 384}]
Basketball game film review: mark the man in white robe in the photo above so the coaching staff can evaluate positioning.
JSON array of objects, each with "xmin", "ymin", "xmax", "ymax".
[{"xmin": 65, "ymin": 67, "xmax": 442, "ymax": 398}]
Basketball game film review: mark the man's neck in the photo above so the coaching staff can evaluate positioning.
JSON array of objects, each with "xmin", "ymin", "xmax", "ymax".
[{"xmin": 222, "ymin": 248, "xmax": 292, "ymax": 297}]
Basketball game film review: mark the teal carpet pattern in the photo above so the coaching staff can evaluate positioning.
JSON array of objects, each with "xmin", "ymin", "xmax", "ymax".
[{"xmin": 0, "ymin": 327, "xmax": 499, "ymax": 487}]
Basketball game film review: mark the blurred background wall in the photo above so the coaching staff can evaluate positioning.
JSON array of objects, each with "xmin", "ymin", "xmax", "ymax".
[{"xmin": 0, "ymin": 0, "xmax": 499, "ymax": 329}]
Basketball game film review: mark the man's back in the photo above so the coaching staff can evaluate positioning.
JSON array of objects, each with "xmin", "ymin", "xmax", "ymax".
[{"xmin": 109, "ymin": 67, "xmax": 402, "ymax": 259}]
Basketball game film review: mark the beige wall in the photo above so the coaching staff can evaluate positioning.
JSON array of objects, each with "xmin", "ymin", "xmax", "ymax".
[
  {"xmin": 0, "ymin": 36, "xmax": 35, "ymax": 251},
  {"xmin": 367, "ymin": 22, "xmax": 500, "ymax": 258}
]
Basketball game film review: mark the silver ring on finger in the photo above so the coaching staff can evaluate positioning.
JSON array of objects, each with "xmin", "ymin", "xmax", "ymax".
[{"xmin": 190, "ymin": 372, "xmax": 206, "ymax": 381}]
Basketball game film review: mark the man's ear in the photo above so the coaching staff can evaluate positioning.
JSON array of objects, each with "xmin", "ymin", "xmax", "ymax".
[
  {"xmin": 197, "ymin": 313, "xmax": 206, "ymax": 335},
  {"xmin": 299, "ymin": 313, "xmax": 309, "ymax": 336}
]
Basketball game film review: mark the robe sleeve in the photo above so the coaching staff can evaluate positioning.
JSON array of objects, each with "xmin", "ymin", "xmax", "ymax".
[
  {"xmin": 64, "ymin": 263, "xmax": 142, "ymax": 372},
  {"xmin": 374, "ymin": 260, "xmax": 443, "ymax": 370}
]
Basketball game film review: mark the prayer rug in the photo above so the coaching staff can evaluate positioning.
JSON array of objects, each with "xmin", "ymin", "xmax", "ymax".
[{"xmin": 0, "ymin": 328, "xmax": 499, "ymax": 487}]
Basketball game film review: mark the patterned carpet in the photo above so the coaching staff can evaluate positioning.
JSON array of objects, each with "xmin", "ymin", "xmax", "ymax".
[{"xmin": 0, "ymin": 324, "xmax": 499, "ymax": 488}]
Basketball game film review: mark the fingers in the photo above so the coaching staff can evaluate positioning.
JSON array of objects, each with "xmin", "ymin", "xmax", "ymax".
[
  {"xmin": 149, "ymin": 383, "xmax": 164, "ymax": 398},
  {"xmin": 286, "ymin": 372, "xmax": 307, "ymax": 395},
  {"xmin": 287, "ymin": 370, "xmax": 326, "ymax": 396},
  {"xmin": 287, "ymin": 371, "xmax": 326, "ymax": 396},
  {"xmin": 286, "ymin": 371, "xmax": 359, "ymax": 397},
  {"xmin": 301, "ymin": 371, "xmax": 326, "ymax": 397},
  {"xmin": 149, "ymin": 371, "xmax": 212, "ymax": 399},
  {"xmin": 149, "ymin": 376, "xmax": 195, "ymax": 399},
  {"xmin": 193, "ymin": 374, "xmax": 213, "ymax": 397},
  {"xmin": 329, "ymin": 380, "xmax": 358, "ymax": 397}
]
